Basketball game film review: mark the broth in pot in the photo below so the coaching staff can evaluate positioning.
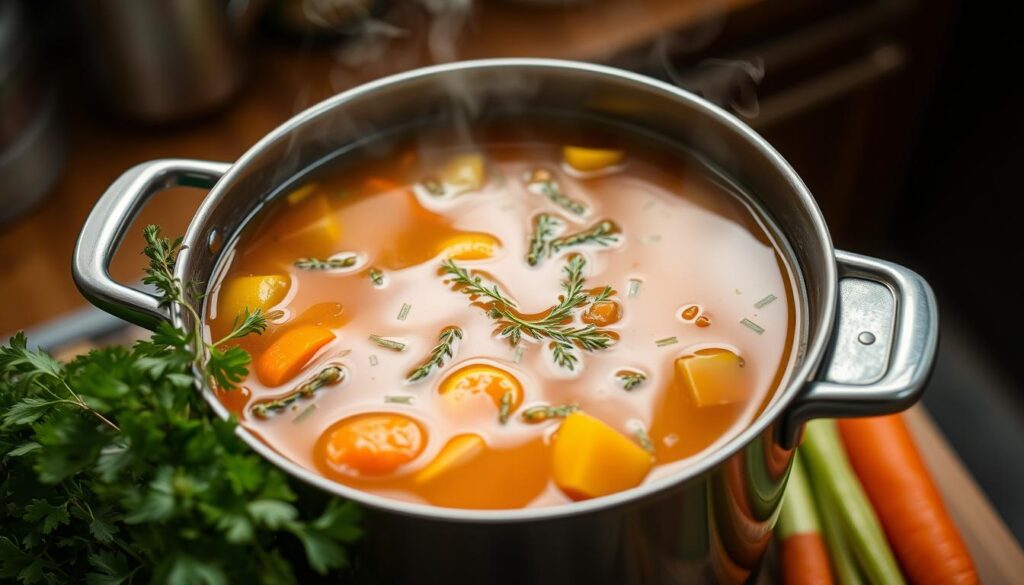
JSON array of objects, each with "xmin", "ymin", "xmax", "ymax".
[{"xmin": 206, "ymin": 123, "xmax": 800, "ymax": 510}]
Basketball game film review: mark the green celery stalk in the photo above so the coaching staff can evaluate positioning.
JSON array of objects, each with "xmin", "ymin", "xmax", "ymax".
[
  {"xmin": 778, "ymin": 454, "xmax": 820, "ymax": 538},
  {"xmin": 802, "ymin": 420, "xmax": 905, "ymax": 585},
  {"xmin": 803, "ymin": 449, "xmax": 865, "ymax": 585}
]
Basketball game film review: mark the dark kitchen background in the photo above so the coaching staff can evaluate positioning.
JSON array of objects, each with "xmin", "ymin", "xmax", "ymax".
[{"xmin": 2, "ymin": 0, "xmax": 1021, "ymax": 559}]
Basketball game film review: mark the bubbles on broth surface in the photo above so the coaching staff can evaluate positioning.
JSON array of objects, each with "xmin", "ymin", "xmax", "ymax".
[{"xmin": 206, "ymin": 122, "xmax": 800, "ymax": 509}]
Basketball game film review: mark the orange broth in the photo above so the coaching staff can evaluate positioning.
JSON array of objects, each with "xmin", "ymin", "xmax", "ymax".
[{"xmin": 206, "ymin": 123, "xmax": 800, "ymax": 509}]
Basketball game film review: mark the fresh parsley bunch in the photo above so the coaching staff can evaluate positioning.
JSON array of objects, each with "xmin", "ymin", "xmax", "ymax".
[{"xmin": 0, "ymin": 227, "xmax": 360, "ymax": 584}]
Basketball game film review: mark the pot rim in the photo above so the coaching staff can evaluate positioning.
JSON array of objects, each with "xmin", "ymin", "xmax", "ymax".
[{"xmin": 180, "ymin": 58, "xmax": 836, "ymax": 523}]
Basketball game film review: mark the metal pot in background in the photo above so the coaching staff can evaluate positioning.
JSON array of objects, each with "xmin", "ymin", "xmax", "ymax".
[
  {"xmin": 73, "ymin": 60, "xmax": 938, "ymax": 584},
  {"xmin": 0, "ymin": 0, "xmax": 66, "ymax": 223},
  {"xmin": 74, "ymin": 0, "xmax": 266, "ymax": 123}
]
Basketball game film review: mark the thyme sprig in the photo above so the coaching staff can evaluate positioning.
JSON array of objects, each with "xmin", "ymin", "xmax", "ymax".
[
  {"xmin": 294, "ymin": 255, "xmax": 358, "ymax": 270},
  {"xmin": 536, "ymin": 180, "xmax": 587, "ymax": 215},
  {"xmin": 251, "ymin": 366, "xmax": 344, "ymax": 418},
  {"xmin": 406, "ymin": 326, "xmax": 463, "ymax": 383},
  {"xmin": 521, "ymin": 403, "xmax": 579, "ymax": 423},
  {"xmin": 142, "ymin": 225, "xmax": 267, "ymax": 390},
  {"xmin": 526, "ymin": 213, "xmax": 562, "ymax": 266},
  {"xmin": 443, "ymin": 255, "xmax": 615, "ymax": 370},
  {"xmin": 550, "ymin": 220, "xmax": 619, "ymax": 254},
  {"xmin": 617, "ymin": 370, "xmax": 647, "ymax": 391}
]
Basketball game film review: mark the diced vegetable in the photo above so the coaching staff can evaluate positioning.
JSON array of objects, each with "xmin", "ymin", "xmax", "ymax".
[
  {"xmin": 674, "ymin": 349, "xmax": 746, "ymax": 407},
  {"xmin": 321, "ymin": 413, "xmax": 425, "ymax": 476},
  {"xmin": 552, "ymin": 412, "xmax": 653, "ymax": 500},
  {"xmin": 582, "ymin": 300, "xmax": 621, "ymax": 326},
  {"xmin": 778, "ymin": 456, "xmax": 834, "ymax": 585},
  {"xmin": 838, "ymin": 415, "xmax": 979, "ymax": 585},
  {"xmin": 286, "ymin": 183, "xmax": 317, "ymax": 205},
  {"xmin": 218, "ymin": 275, "xmax": 289, "ymax": 322},
  {"xmin": 440, "ymin": 153, "xmax": 485, "ymax": 190},
  {"xmin": 272, "ymin": 193, "xmax": 341, "ymax": 256},
  {"xmin": 438, "ymin": 364, "xmax": 523, "ymax": 415},
  {"xmin": 436, "ymin": 233, "xmax": 501, "ymax": 261},
  {"xmin": 563, "ymin": 146, "xmax": 625, "ymax": 171},
  {"xmin": 256, "ymin": 325, "xmax": 336, "ymax": 387},
  {"xmin": 802, "ymin": 420, "xmax": 905, "ymax": 585},
  {"xmin": 414, "ymin": 433, "xmax": 485, "ymax": 485}
]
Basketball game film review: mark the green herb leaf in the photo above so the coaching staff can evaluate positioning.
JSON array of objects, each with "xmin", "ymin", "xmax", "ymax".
[{"xmin": 406, "ymin": 327, "xmax": 462, "ymax": 383}]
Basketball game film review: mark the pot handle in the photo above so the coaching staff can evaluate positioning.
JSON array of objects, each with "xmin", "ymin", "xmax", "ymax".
[
  {"xmin": 779, "ymin": 250, "xmax": 939, "ymax": 447},
  {"xmin": 72, "ymin": 159, "xmax": 231, "ymax": 330}
]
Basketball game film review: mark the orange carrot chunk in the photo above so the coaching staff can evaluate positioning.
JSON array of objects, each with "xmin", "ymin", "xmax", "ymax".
[
  {"xmin": 256, "ymin": 325, "xmax": 336, "ymax": 387},
  {"xmin": 838, "ymin": 415, "xmax": 979, "ymax": 585}
]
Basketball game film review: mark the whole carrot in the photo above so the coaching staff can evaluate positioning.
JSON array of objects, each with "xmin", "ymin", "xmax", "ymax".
[
  {"xmin": 838, "ymin": 415, "xmax": 979, "ymax": 585},
  {"xmin": 778, "ymin": 456, "xmax": 834, "ymax": 585}
]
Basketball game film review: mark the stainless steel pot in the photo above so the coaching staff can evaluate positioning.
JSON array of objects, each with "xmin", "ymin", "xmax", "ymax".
[{"xmin": 72, "ymin": 59, "xmax": 938, "ymax": 584}]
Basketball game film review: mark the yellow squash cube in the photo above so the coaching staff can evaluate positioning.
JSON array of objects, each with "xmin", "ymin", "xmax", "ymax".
[
  {"xmin": 552, "ymin": 412, "xmax": 653, "ymax": 501},
  {"xmin": 563, "ymin": 146, "xmax": 625, "ymax": 172},
  {"xmin": 674, "ymin": 349, "xmax": 747, "ymax": 407},
  {"xmin": 414, "ymin": 434, "xmax": 486, "ymax": 486},
  {"xmin": 273, "ymin": 194, "xmax": 341, "ymax": 256},
  {"xmin": 218, "ymin": 275, "xmax": 290, "ymax": 322}
]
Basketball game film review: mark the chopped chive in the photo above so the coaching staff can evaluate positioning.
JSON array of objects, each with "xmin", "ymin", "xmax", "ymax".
[
  {"xmin": 292, "ymin": 403, "xmax": 318, "ymax": 424},
  {"xmin": 754, "ymin": 294, "xmax": 777, "ymax": 309},
  {"xmin": 370, "ymin": 334, "xmax": 405, "ymax": 351},
  {"xmin": 741, "ymin": 318, "xmax": 765, "ymax": 335},
  {"xmin": 397, "ymin": 303, "xmax": 412, "ymax": 321},
  {"xmin": 385, "ymin": 395, "xmax": 414, "ymax": 405},
  {"xmin": 634, "ymin": 425, "xmax": 655, "ymax": 454},
  {"xmin": 627, "ymin": 278, "xmax": 642, "ymax": 298},
  {"xmin": 655, "ymin": 336, "xmax": 678, "ymax": 347},
  {"xmin": 294, "ymin": 255, "xmax": 358, "ymax": 270},
  {"xmin": 369, "ymin": 268, "xmax": 385, "ymax": 286},
  {"xmin": 499, "ymin": 390, "xmax": 514, "ymax": 424},
  {"xmin": 513, "ymin": 346, "xmax": 524, "ymax": 364},
  {"xmin": 369, "ymin": 354, "xmax": 379, "ymax": 366}
]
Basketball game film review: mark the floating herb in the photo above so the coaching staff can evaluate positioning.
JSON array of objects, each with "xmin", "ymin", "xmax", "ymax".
[
  {"xmin": 368, "ymin": 267, "xmax": 385, "ymax": 286},
  {"xmin": 521, "ymin": 403, "xmax": 579, "ymax": 423},
  {"xmin": 251, "ymin": 366, "xmax": 344, "ymax": 418},
  {"xmin": 513, "ymin": 345, "xmax": 525, "ymax": 364},
  {"xmin": 443, "ymin": 256, "xmax": 615, "ymax": 370},
  {"xmin": 397, "ymin": 302, "xmax": 412, "ymax": 321},
  {"xmin": 655, "ymin": 336, "xmax": 678, "ymax": 347},
  {"xmin": 741, "ymin": 318, "xmax": 765, "ymax": 334},
  {"xmin": 526, "ymin": 213, "xmax": 561, "ymax": 266},
  {"xmin": 441, "ymin": 259, "xmax": 517, "ymax": 307},
  {"xmin": 293, "ymin": 403, "xmax": 319, "ymax": 424},
  {"xmin": 406, "ymin": 326, "xmax": 463, "ymax": 383},
  {"xmin": 385, "ymin": 395, "xmax": 414, "ymax": 405},
  {"xmin": 754, "ymin": 294, "xmax": 777, "ymax": 309},
  {"xmin": 369, "ymin": 354, "xmax": 379, "ymax": 366},
  {"xmin": 617, "ymin": 370, "xmax": 646, "ymax": 390},
  {"xmin": 369, "ymin": 334, "xmax": 406, "ymax": 352},
  {"xmin": 634, "ymin": 425, "xmax": 655, "ymax": 454},
  {"xmin": 627, "ymin": 278, "xmax": 642, "ymax": 298},
  {"xmin": 530, "ymin": 176, "xmax": 586, "ymax": 215},
  {"xmin": 499, "ymin": 390, "xmax": 514, "ymax": 424},
  {"xmin": 294, "ymin": 255, "xmax": 358, "ymax": 270},
  {"xmin": 550, "ymin": 220, "xmax": 618, "ymax": 254}
]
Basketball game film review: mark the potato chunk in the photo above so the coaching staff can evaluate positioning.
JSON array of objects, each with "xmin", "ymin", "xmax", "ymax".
[
  {"xmin": 414, "ymin": 434, "xmax": 486, "ymax": 486},
  {"xmin": 674, "ymin": 348, "xmax": 746, "ymax": 407},
  {"xmin": 552, "ymin": 412, "xmax": 653, "ymax": 501},
  {"xmin": 563, "ymin": 146, "xmax": 625, "ymax": 172},
  {"xmin": 218, "ymin": 275, "xmax": 289, "ymax": 322},
  {"xmin": 441, "ymin": 153, "xmax": 486, "ymax": 190}
]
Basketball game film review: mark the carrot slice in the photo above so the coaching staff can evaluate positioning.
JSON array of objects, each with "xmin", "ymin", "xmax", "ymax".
[
  {"xmin": 838, "ymin": 415, "xmax": 979, "ymax": 585},
  {"xmin": 256, "ymin": 325, "xmax": 336, "ymax": 387}
]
